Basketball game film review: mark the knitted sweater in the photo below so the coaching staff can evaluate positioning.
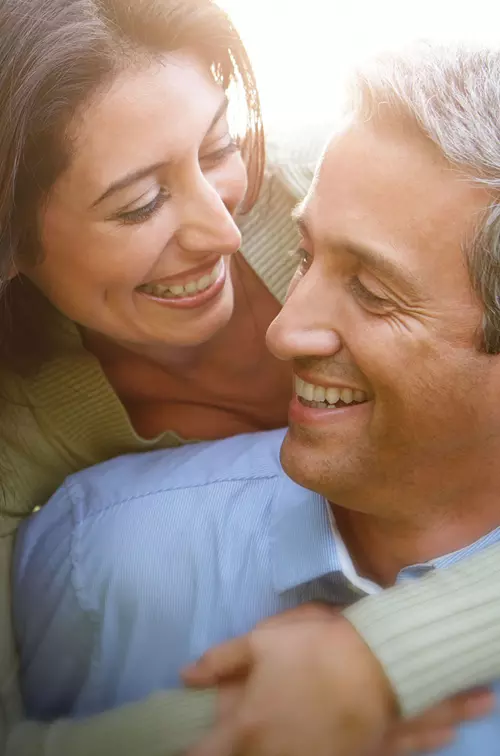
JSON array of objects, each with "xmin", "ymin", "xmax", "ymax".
[{"xmin": 3, "ymin": 137, "xmax": 500, "ymax": 756}]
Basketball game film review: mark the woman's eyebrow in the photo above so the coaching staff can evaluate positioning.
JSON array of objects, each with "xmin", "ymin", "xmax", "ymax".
[
  {"xmin": 91, "ymin": 161, "xmax": 166, "ymax": 208},
  {"xmin": 91, "ymin": 94, "xmax": 229, "ymax": 209}
]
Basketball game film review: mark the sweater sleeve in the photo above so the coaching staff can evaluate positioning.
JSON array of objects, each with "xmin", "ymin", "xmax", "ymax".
[
  {"xmin": 5, "ymin": 691, "xmax": 216, "ymax": 756},
  {"xmin": 343, "ymin": 543, "xmax": 500, "ymax": 717}
]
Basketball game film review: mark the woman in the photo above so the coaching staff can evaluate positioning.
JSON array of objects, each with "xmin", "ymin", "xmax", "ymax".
[
  {"xmin": 0, "ymin": 0, "xmax": 327, "ymax": 752},
  {"xmin": 1, "ymin": 0, "xmax": 500, "ymax": 754}
]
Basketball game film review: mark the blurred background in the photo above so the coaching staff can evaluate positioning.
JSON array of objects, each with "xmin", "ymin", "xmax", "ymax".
[{"xmin": 218, "ymin": 0, "xmax": 500, "ymax": 134}]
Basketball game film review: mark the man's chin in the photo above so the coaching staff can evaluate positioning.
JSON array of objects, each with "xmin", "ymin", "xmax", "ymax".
[
  {"xmin": 279, "ymin": 424, "xmax": 365, "ymax": 499},
  {"xmin": 279, "ymin": 427, "xmax": 330, "ymax": 491},
  {"xmin": 281, "ymin": 420, "xmax": 340, "ymax": 459}
]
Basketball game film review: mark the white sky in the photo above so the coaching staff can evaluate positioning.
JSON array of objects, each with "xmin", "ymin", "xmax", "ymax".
[{"xmin": 219, "ymin": 0, "xmax": 500, "ymax": 132}]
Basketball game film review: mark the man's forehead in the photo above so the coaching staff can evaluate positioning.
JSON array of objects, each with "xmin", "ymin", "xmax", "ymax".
[{"xmin": 299, "ymin": 120, "xmax": 491, "ymax": 258}]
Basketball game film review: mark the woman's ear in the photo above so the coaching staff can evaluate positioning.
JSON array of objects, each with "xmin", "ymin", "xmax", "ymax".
[{"xmin": 7, "ymin": 259, "xmax": 19, "ymax": 281}]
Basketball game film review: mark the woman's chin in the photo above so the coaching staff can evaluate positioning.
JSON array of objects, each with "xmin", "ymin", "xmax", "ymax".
[{"xmin": 137, "ymin": 278, "xmax": 236, "ymax": 349}]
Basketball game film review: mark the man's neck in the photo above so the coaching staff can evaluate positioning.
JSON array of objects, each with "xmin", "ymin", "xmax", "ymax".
[{"xmin": 331, "ymin": 474, "xmax": 500, "ymax": 587}]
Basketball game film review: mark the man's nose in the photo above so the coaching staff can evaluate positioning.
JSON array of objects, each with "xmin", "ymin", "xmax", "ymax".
[
  {"xmin": 266, "ymin": 274, "xmax": 342, "ymax": 361},
  {"xmin": 177, "ymin": 173, "xmax": 242, "ymax": 257}
]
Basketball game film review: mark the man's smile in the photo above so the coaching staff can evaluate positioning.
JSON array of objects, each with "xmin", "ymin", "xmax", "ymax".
[
  {"xmin": 294, "ymin": 374, "xmax": 369, "ymax": 409},
  {"xmin": 288, "ymin": 373, "xmax": 373, "ymax": 427}
]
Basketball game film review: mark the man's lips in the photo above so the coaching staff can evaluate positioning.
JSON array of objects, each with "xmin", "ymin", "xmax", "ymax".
[
  {"xmin": 288, "ymin": 393, "xmax": 373, "ymax": 426},
  {"xmin": 294, "ymin": 373, "xmax": 371, "ymax": 406}
]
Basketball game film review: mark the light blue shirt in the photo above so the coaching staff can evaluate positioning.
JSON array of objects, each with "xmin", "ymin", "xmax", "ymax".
[{"xmin": 13, "ymin": 428, "xmax": 500, "ymax": 754}]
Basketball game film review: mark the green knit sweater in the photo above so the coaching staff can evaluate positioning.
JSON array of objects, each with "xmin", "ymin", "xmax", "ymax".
[{"xmin": 3, "ymin": 139, "xmax": 500, "ymax": 756}]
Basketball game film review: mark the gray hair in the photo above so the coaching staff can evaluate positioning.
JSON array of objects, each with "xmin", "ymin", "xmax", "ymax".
[{"xmin": 348, "ymin": 43, "xmax": 500, "ymax": 353}]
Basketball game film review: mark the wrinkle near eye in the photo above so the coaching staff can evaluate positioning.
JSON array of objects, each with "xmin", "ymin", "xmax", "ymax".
[{"xmin": 349, "ymin": 276, "xmax": 394, "ymax": 314}]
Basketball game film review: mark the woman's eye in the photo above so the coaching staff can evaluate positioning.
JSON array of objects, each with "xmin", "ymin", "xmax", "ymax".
[
  {"xmin": 349, "ymin": 276, "xmax": 391, "ymax": 312},
  {"xmin": 200, "ymin": 139, "xmax": 240, "ymax": 168},
  {"xmin": 116, "ymin": 188, "xmax": 169, "ymax": 226}
]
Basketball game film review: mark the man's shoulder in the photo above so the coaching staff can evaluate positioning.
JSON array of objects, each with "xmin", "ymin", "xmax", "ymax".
[
  {"xmin": 60, "ymin": 427, "xmax": 288, "ymax": 520},
  {"xmin": 16, "ymin": 429, "xmax": 289, "ymax": 597},
  {"xmin": 14, "ymin": 432, "xmax": 293, "ymax": 713}
]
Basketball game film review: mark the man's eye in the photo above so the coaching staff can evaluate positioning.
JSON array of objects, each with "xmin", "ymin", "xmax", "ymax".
[
  {"xmin": 284, "ymin": 248, "xmax": 313, "ymax": 300},
  {"xmin": 349, "ymin": 276, "xmax": 390, "ymax": 312},
  {"xmin": 116, "ymin": 188, "xmax": 169, "ymax": 226},
  {"xmin": 290, "ymin": 247, "xmax": 313, "ymax": 275}
]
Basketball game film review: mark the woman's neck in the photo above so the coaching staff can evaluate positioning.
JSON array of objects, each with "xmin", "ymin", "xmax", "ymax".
[{"xmin": 83, "ymin": 327, "xmax": 214, "ymax": 374}]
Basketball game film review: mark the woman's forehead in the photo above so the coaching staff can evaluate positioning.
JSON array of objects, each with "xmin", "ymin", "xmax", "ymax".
[{"xmin": 60, "ymin": 52, "xmax": 226, "ymax": 197}]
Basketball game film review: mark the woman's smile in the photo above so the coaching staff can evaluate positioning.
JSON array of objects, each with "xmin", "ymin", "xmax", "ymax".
[{"xmin": 136, "ymin": 257, "xmax": 227, "ymax": 309}]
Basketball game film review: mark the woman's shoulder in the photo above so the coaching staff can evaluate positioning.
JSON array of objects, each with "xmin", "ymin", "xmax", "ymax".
[
  {"xmin": 0, "ymin": 330, "xmax": 123, "ymax": 518},
  {"xmin": 0, "ymin": 328, "xmax": 183, "ymax": 520},
  {"xmin": 0, "ymin": 364, "xmax": 81, "ymax": 521}
]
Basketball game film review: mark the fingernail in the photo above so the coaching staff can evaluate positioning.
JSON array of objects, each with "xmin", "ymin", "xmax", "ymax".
[{"xmin": 466, "ymin": 694, "xmax": 495, "ymax": 718}]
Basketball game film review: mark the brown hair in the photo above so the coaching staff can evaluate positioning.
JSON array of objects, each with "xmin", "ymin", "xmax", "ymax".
[{"xmin": 0, "ymin": 0, "xmax": 264, "ymax": 373}]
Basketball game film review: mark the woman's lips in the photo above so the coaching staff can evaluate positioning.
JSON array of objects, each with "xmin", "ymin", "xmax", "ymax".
[{"xmin": 136, "ymin": 258, "xmax": 227, "ymax": 310}]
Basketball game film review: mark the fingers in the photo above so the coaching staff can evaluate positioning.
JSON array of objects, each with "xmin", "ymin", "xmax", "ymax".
[
  {"xmin": 256, "ymin": 603, "xmax": 343, "ymax": 629},
  {"xmin": 386, "ymin": 725, "xmax": 455, "ymax": 755},
  {"xmin": 216, "ymin": 681, "xmax": 245, "ymax": 720},
  {"xmin": 183, "ymin": 604, "xmax": 341, "ymax": 686},
  {"xmin": 182, "ymin": 636, "xmax": 254, "ymax": 687},
  {"xmin": 187, "ymin": 723, "xmax": 236, "ymax": 756},
  {"xmin": 184, "ymin": 604, "xmax": 343, "ymax": 687},
  {"xmin": 384, "ymin": 688, "xmax": 495, "ymax": 755},
  {"xmin": 409, "ymin": 688, "xmax": 494, "ymax": 729},
  {"xmin": 445, "ymin": 688, "xmax": 495, "ymax": 723}
]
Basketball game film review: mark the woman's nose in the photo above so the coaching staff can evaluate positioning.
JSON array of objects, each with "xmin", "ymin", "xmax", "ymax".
[{"xmin": 177, "ymin": 174, "xmax": 242, "ymax": 257}]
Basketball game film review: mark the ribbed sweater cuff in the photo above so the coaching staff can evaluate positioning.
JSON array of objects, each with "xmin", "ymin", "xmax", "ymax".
[
  {"xmin": 7, "ymin": 690, "xmax": 216, "ymax": 756},
  {"xmin": 343, "ymin": 545, "xmax": 500, "ymax": 716}
]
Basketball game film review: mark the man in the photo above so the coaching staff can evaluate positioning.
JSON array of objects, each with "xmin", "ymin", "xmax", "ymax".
[{"xmin": 13, "ymin": 42, "xmax": 500, "ymax": 755}]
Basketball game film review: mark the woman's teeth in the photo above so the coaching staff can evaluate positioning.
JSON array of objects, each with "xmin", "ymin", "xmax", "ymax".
[
  {"xmin": 295, "ymin": 376, "xmax": 368, "ymax": 409},
  {"xmin": 140, "ymin": 259, "xmax": 223, "ymax": 299}
]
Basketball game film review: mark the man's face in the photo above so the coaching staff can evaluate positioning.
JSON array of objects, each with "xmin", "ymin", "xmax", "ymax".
[{"xmin": 267, "ymin": 117, "xmax": 500, "ymax": 516}]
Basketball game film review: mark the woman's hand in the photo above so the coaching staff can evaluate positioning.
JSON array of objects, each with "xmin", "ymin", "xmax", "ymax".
[
  {"xmin": 184, "ymin": 606, "xmax": 397, "ymax": 756},
  {"xmin": 382, "ymin": 688, "xmax": 494, "ymax": 755},
  {"xmin": 183, "ymin": 605, "xmax": 494, "ymax": 756}
]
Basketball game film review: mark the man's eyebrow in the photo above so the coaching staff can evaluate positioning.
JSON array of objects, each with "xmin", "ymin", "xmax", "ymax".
[
  {"xmin": 91, "ymin": 94, "xmax": 230, "ymax": 209},
  {"xmin": 291, "ymin": 203, "xmax": 308, "ymax": 237},
  {"xmin": 291, "ymin": 206, "xmax": 421, "ymax": 296},
  {"xmin": 343, "ymin": 242, "xmax": 421, "ymax": 297}
]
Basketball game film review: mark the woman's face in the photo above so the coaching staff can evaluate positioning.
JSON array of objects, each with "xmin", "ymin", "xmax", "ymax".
[{"xmin": 20, "ymin": 51, "xmax": 248, "ymax": 351}]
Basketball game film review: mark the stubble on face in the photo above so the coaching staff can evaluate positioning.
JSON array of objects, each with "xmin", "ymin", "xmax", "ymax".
[{"xmin": 276, "ymin": 117, "xmax": 498, "ymax": 522}]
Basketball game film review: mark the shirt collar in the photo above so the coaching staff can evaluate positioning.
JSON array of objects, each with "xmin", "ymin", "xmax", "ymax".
[
  {"xmin": 397, "ymin": 525, "xmax": 500, "ymax": 582},
  {"xmin": 270, "ymin": 472, "xmax": 500, "ymax": 594},
  {"xmin": 270, "ymin": 473, "xmax": 343, "ymax": 593}
]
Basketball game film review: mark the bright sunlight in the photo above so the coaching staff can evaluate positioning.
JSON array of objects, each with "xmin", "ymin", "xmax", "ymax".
[{"xmin": 219, "ymin": 0, "xmax": 500, "ymax": 133}]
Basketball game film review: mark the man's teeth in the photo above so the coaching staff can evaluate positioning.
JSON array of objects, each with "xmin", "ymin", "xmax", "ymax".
[
  {"xmin": 141, "ymin": 259, "xmax": 222, "ymax": 299},
  {"xmin": 295, "ymin": 376, "xmax": 367, "ymax": 408}
]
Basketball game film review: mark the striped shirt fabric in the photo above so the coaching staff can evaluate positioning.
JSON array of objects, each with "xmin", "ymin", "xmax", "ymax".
[{"xmin": 13, "ymin": 428, "xmax": 500, "ymax": 755}]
